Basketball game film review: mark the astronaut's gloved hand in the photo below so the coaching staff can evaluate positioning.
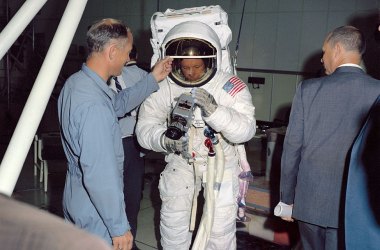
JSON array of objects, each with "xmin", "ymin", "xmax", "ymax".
[
  {"xmin": 191, "ymin": 88, "xmax": 218, "ymax": 117},
  {"xmin": 161, "ymin": 133, "xmax": 190, "ymax": 158}
]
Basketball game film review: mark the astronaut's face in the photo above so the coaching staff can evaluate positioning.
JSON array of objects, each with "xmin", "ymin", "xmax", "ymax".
[{"xmin": 180, "ymin": 58, "xmax": 206, "ymax": 83}]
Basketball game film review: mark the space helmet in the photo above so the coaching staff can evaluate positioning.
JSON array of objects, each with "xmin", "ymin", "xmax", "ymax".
[{"xmin": 161, "ymin": 21, "xmax": 222, "ymax": 87}]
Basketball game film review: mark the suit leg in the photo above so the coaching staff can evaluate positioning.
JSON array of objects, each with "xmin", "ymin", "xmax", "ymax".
[
  {"xmin": 325, "ymin": 227, "xmax": 340, "ymax": 250},
  {"xmin": 297, "ymin": 221, "xmax": 341, "ymax": 250},
  {"xmin": 298, "ymin": 221, "xmax": 326, "ymax": 250}
]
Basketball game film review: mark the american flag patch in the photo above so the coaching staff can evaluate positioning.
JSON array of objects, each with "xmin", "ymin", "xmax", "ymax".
[{"xmin": 223, "ymin": 76, "xmax": 246, "ymax": 97}]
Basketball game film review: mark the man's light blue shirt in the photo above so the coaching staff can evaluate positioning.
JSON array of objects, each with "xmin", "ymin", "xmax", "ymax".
[{"xmin": 58, "ymin": 64, "xmax": 158, "ymax": 244}]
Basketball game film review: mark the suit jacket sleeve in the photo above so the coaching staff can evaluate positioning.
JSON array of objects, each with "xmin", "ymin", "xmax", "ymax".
[{"xmin": 280, "ymin": 82, "xmax": 304, "ymax": 204}]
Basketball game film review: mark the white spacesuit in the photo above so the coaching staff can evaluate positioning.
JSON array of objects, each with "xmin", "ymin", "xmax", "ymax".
[{"xmin": 136, "ymin": 15, "xmax": 256, "ymax": 250}]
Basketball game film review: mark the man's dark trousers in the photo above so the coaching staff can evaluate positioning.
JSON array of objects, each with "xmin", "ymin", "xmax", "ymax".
[{"xmin": 123, "ymin": 136, "xmax": 144, "ymax": 248}]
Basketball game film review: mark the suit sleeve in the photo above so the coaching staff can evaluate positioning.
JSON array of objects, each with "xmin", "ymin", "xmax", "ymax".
[
  {"xmin": 280, "ymin": 82, "xmax": 304, "ymax": 204},
  {"xmin": 135, "ymin": 84, "xmax": 171, "ymax": 152},
  {"xmin": 203, "ymin": 80, "xmax": 256, "ymax": 144}
]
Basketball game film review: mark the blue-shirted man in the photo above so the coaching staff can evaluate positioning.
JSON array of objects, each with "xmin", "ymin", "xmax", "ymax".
[{"xmin": 57, "ymin": 18, "xmax": 172, "ymax": 250}]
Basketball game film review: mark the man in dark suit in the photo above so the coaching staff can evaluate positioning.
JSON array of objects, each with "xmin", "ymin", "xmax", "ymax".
[
  {"xmin": 344, "ymin": 24, "xmax": 380, "ymax": 250},
  {"xmin": 278, "ymin": 25, "xmax": 380, "ymax": 250}
]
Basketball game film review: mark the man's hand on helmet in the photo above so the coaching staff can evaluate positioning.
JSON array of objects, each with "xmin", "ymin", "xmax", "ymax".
[
  {"xmin": 151, "ymin": 57, "xmax": 173, "ymax": 82},
  {"xmin": 191, "ymin": 88, "xmax": 218, "ymax": 117}
]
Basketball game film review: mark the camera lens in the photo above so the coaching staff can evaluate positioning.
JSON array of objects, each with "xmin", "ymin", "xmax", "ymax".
[
  {"xmin": 165, "ymin": 127, "xmax": 182, "ymax": 140},
  {"xmin": 165, "ymin": 115, "xmax": 187, "ymax": 140}
]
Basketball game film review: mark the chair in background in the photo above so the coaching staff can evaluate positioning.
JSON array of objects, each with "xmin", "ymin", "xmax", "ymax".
[{"xmin": 33, "ymin": 132, "xmax": 66, "ymax": 192}]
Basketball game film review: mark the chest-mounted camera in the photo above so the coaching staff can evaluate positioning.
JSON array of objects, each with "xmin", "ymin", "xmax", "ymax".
[{"xmin": 165, "ymin": 93, "xmax": 196, "ymax": 140}]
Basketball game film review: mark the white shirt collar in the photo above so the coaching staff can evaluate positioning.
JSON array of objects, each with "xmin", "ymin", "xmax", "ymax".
[{"xmin": 338, "ymin": 63, "xmax": 362, "ymax": 69}]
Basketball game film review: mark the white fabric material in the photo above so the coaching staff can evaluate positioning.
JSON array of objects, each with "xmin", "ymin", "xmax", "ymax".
[
  {"xmin": 137, "ymin": 6, "xmax": 256, "ymax": 248},
  {"xmin": 137, "ymin": 72, "xmax": 255, "ymax": 153},
  {"xmin": 338, "ymin": 63, "xmax": 362, "ymax": 69},
  {"xmin": 136, "ymin": 72, "xmax": 255, "ymax": 249},
  {"xmin": 150, "ymin": 5, "xmax": 233, "ymax": 74},
  {"xmin": 157, "ymin": 157, "xmax": 237, "ymax": 250}
]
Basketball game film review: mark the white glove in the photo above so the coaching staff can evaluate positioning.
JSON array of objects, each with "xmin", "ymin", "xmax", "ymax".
[
  {"xmin": 161, "ymin": 134, "xmax": 190, "ymax": 158},
  {"xmin": 191, "ymin": 88, "xmax": 218, "ymax": 117}
]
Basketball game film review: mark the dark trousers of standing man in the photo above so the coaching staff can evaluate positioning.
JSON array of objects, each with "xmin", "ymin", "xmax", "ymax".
[
  {"xmin": 298, "ymin": 220, "xmax": 344, "ymax": 250},
  {"xmin": 123, "ymin": 136, "xmax": 145, "ymax": 249}
]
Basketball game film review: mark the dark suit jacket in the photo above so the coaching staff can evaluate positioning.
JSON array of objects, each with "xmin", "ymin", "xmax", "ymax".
[
  {"xmin": 280, "ymin": 66, "xmax": 380, "ymax": 228},
  {"xmin": 345, "ymin": 95, "xmax": 380, "ymax": 249}
]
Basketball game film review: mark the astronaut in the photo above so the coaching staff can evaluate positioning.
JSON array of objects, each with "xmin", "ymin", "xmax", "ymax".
[{"xmin": 136, "ymin": 20, "xmax": 256, "ymax": 249}]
